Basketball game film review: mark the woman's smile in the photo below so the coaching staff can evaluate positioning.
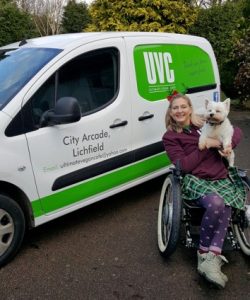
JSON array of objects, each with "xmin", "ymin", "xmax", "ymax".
[{"xmin": 170, "ymin": 97, "xmax": 192, "ymax": 127}]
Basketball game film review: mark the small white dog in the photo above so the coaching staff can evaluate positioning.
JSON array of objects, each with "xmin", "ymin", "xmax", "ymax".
[{"xmin": 198, "ymin": 98, "xmax": 234, "ymax": 166}]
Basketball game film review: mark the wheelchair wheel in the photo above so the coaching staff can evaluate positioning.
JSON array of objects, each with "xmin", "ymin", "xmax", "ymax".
[
  {"xmin": 157, "ymin": 173, "xmax": 182, "ymax": 257},
  {"xmin": 233, "ymin": 180, "xmax": 250, "ymax": 255}
]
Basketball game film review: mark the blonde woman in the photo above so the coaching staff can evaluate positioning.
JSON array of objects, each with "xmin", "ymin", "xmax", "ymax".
[{"xmin": 162, "ymin": 93, "xmax": 245, "ymax": 288}]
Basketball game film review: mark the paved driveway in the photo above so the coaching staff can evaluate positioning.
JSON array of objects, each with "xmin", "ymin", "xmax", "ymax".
[{"xmin": 1, "ymin": 111, "xmax": 250, "ymax": 300}]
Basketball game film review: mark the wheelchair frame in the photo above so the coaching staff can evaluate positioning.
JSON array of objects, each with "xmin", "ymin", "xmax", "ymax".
[{"xmin": 157, "ymin": 165, "xmax": 250, "ymax": 258}]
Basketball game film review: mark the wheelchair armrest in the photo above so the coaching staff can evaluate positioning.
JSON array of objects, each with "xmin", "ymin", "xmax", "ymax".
[
  {"xmin": 242, "ymin": 176, "xmax": 250, "ymax": 188},
  {"xmin": 238, "ymin": 168, "xmax": 248, "ymax": 178},
  {"xmin": 170, "ymin": 159, "xmax": 183, "ymax": 179},
  {"xmin": 174, "ymin": 159, "xmax": 182, "ymax": 177},
  {"xmin": 237, "ymin": 168, "xmax": 250, "ymax": 187}
]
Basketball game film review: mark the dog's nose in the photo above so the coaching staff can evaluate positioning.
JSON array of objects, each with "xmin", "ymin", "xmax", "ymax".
[{"xmin": 210, "ymin": 113, "xmax": 214, "ymax": 117}]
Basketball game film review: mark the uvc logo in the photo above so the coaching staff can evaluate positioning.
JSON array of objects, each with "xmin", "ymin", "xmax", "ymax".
[{"xmin": 143, "ymin": 52, "xmax": 175, "ymax": 84}]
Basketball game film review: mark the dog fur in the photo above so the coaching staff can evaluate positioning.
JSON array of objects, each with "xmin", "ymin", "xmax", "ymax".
[{"xmin": 198, "ymin": 98, "xmax": 234, "ymax": 166}]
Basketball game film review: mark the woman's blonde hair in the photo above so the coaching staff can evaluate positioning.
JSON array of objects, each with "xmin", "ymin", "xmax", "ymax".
[{"xmin": 165, "ymin": 93, "xmax": 204, "ymax": 132}]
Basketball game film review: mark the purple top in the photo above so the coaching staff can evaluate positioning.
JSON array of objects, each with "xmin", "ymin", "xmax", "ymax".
[{"xmin": 162, "ymin": 125, "xmax": 242, "ymax": 180}]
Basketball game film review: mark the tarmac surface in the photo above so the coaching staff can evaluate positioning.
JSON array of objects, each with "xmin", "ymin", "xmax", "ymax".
[{"xmin": 1, "ymin": 110, "xmax": 250, "ymax": 300}]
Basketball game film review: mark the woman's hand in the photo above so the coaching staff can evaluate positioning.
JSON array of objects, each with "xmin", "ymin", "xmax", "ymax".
[{"xmin": 218, "ymin": 145, "xmax": 232, "ymax": 158}]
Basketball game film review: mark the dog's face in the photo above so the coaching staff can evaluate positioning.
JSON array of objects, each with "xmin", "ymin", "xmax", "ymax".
[{"xmin": 204, "ymin": 98, "xmax": 230, "ymax": 124}]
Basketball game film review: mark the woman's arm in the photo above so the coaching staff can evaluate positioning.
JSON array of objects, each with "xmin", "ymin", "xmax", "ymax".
[
  {"xmin": 232, "ymin": 126, "xmax": 242, "ymax": 149},
  {"xmin": 162, "ymin": 133, "xmax": 211, "ymax": 173}
]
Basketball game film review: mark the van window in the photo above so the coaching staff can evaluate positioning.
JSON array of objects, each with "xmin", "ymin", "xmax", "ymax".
[
  {"xmin": 0, "ymin": 48, "xmax": 62, "ymax": 108},
  {"xmin": 5, "ymin": 47, "xmax": 119, "ymax": 136},
  {"xmin": 31, "ymin": 47, "xmax": 118, "ymax": 127},
  {"xmin": 57, "ymin": 48, "xmax": 119, "ymax": 114}
]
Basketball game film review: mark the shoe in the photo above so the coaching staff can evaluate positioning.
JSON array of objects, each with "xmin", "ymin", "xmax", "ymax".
[
  {"xmin": 198, "ymin": 251, "xmax": 228, "ymax": 288},
  {"xmin": 197, "ymin": 251, "xmax": 228, "ymax": 283}
]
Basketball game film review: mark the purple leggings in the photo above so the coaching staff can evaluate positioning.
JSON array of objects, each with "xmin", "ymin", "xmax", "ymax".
[{"xmin": 196, "ymin": 193, "xmax": 231, "ymax": 253}]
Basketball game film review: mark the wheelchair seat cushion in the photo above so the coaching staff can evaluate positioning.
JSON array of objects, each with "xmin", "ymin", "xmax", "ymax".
[{"xmin": 181, "ymin": 167, "xmax": 246, "ymax": 210}]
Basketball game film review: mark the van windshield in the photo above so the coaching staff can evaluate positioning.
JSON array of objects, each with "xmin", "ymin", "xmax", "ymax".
[{"xmin": 0, "ymin": 47, "xmax": 62, "ymax": 109}]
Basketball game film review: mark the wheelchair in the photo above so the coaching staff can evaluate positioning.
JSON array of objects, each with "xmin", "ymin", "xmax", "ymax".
[{"xmin": 157, "ymin": 162, "xmax": 250, "ymax": 258}]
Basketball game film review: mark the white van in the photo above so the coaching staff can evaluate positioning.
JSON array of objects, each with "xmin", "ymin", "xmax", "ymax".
[{"xmin": 0, "ymin": 32, "xmax": 220, "ymax": 266}]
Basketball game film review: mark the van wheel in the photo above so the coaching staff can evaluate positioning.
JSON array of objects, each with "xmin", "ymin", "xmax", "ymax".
[{"xmin": 0, "ymin": 195, "xmax": 25, "ymax": 267}]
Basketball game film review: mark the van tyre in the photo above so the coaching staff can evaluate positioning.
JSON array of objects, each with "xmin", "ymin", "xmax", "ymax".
[
  {"xmin": 157, "ymin": 174, "xmax": 182, "ymax": 257},
  {"xmin": 0, "ymin": 195, "xmax": 25, "ymax": 267}
]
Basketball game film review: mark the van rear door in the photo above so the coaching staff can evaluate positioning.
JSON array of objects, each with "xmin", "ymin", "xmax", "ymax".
[{"xmin": 125, "ymin": 35, "xmax": 219, "ymax": 174}]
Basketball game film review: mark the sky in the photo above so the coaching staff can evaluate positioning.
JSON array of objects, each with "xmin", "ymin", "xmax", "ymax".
[
  {"xmin": 76, "ymin": 0, "xmax": 93, "ymax": 4},
  {"xmin": 83, "ymin": 0, "xmax": 93, "ymax": 4}
]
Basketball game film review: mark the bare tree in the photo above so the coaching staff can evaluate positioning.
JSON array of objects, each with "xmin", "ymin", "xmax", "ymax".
[
  {"xmin": 16, "ymin": 0, "xmax": 69, "ymax": 36},
  {"xmin": 190, "ymin": 0, "xmax": 226, "ymax": 7},
  {"xmin": 15, "ymin": 0, "xmax": 34, "ymax": 12}
]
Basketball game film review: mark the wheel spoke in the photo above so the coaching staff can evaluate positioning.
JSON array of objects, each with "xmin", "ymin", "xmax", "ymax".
[
  {"xmin": 0, "ymin": 222, "xmax": 14, "ymax": 236},
  {"xmin": 0, "ymin": 223, "xmax": 14, "ymax": 256},
  {"xmin": 240, "ymin": 227, "xmax": 250, "ymax": 246},
  {"xmin": 0, "ymin": 209, "xmax": 6, "ymax": 220},
  {"xmin": 0, "ymin": 209, "xmax": 14, "ymax": 256},
  {"xmin": 0, "ymin": 198, "xmax": 25, "ymax": 265},
  {"xmin": 0, "ymin": 240, "xmax": 12, "ymax": 255}
]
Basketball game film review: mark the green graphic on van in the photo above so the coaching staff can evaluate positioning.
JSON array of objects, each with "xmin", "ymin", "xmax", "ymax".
[
  {"xmin": 32, "ymin": 152, "xmax": 170, "ymax": 217},
  {"xmin": 134, "ymin": 44, "xmax": 216, "ymax": 101}
]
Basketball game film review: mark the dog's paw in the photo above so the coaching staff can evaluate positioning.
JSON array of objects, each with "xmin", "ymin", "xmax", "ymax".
[{"xmin": 198, "ymin": 142, "xmax": 206, "ymax": 150}]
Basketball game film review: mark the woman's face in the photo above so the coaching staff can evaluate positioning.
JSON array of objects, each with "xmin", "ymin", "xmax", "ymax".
[{"xmin": 170, "ymin": 97, "xmax": 192, "ymax": 127}]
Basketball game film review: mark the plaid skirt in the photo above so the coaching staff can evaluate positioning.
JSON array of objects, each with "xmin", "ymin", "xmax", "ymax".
[{"xmin": 181, "ymin": 167, "xmax": 246, "ymax": 210}]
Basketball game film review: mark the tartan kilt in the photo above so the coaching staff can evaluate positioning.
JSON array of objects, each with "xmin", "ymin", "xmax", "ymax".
[{"xmin": 181, "ymin": 167, "xmax": 246, "ymax": 210}]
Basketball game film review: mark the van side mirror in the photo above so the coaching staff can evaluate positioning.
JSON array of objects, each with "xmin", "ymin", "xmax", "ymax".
[{"xmin": 40, "ymin": 97, "xmax": 81, "ymax": 127}]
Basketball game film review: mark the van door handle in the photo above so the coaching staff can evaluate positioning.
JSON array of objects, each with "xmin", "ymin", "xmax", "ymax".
[
  {"xmin": 109, "ymin": 120, "xmax": 128, "ymax": 128},
  {"xmin": 138, "ymin": 114, "xmax": 154, "ymax": 121}
]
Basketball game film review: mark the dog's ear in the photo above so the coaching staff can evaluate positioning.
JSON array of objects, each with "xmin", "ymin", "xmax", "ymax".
[
  {"xmin": 224, "ymin": 98, "xmax": 231, "ymax": 112},
  {"xmin": 205, "ymin": 99, "xmax": 209, "ymax": 109}
]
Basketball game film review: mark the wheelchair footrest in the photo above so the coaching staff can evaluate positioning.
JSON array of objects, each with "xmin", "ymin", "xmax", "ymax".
[{"xmin": 181, "ymin": 231, "xmax": 239, "ymax": 251}]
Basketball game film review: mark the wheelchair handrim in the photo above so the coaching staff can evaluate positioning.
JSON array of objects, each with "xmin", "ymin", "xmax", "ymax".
[
  {"xmin": 158, "ymin": 181, "xmax": 173, "ymax": 250},
  {"xmin": 157, "ymin": 174, "xmax": 182, "ymax": 256}
]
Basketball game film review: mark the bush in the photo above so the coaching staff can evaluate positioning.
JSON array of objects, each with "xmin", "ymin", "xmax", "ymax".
[
  {"xmin": 189, "ymin": 1, "xmax": 244, "ymax": 98},
  {"xmin": 61, "ymin": 0, "xmax": 91, "ymax": 33},
  {"xmin": 233, "ymin": 28, "xmax": 250, "ymax": 104},
  {"xmin": 87, "ymin": 0, "xmax": 197, "ymax": 33},
  {"xmin": 0, "ymin": 2, "xmax": 37, "ymax": 47}
]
